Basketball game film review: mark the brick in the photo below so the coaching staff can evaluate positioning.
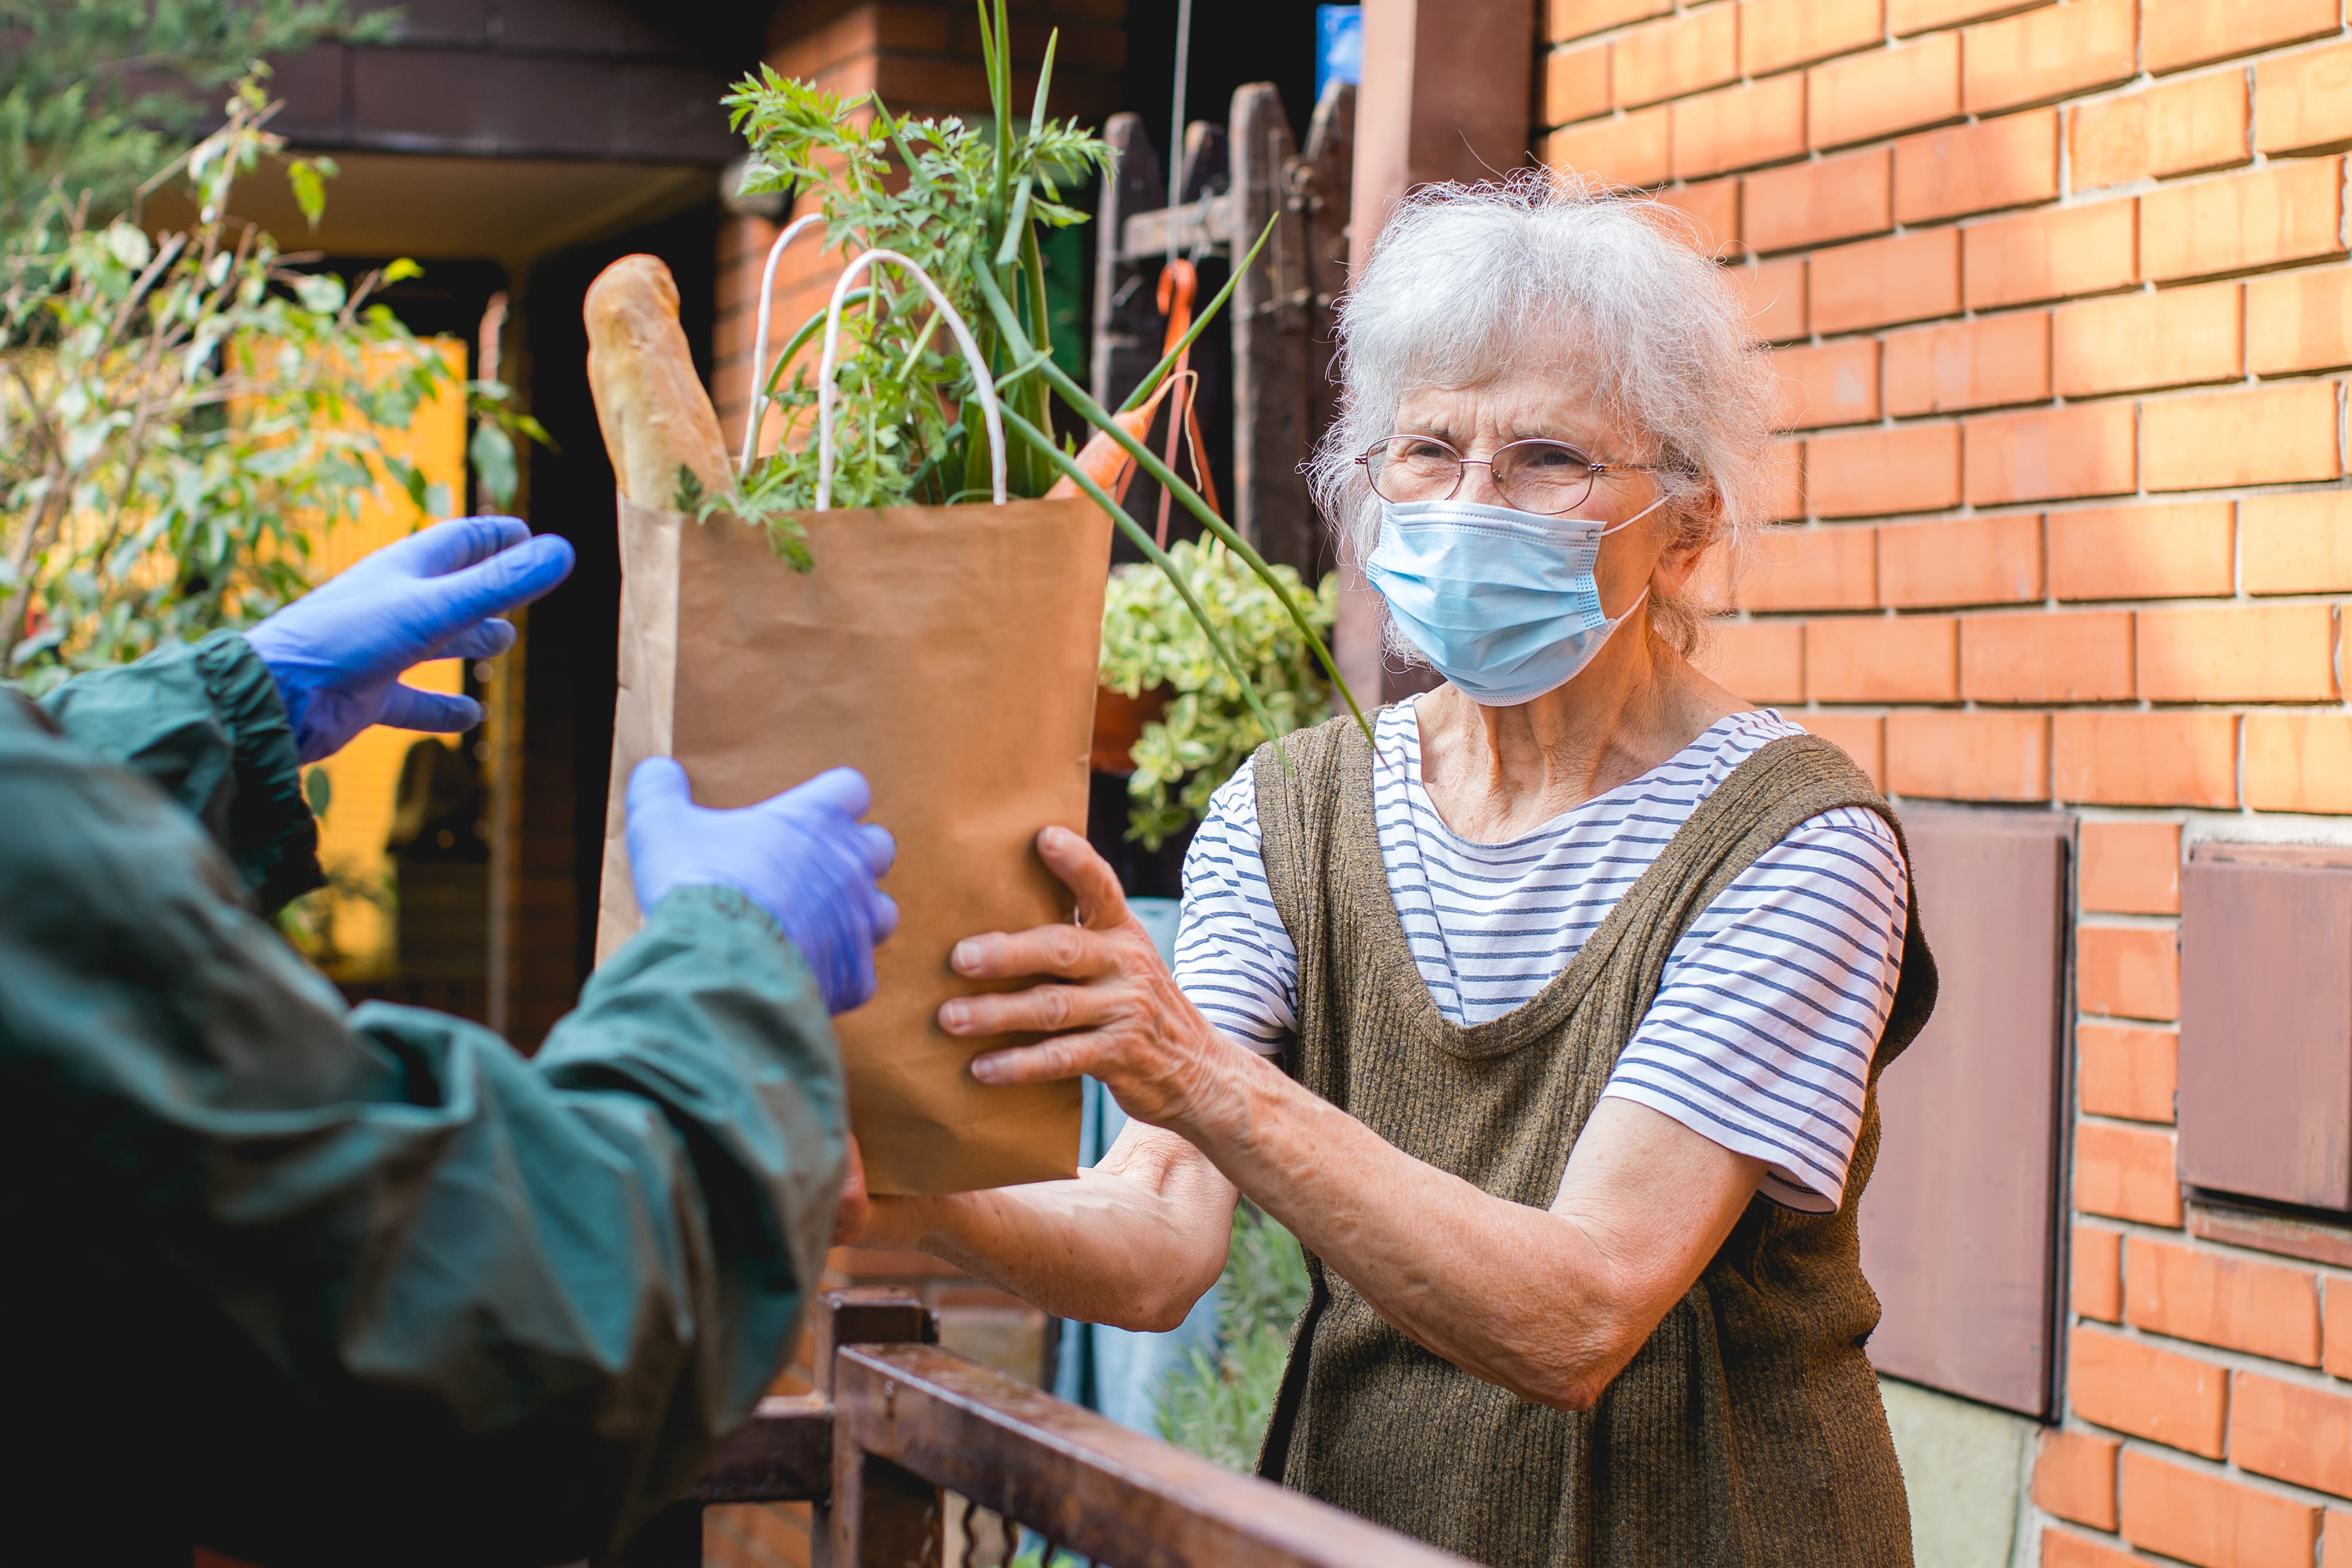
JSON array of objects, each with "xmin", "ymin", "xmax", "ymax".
[
  {"xmin": 1964, "ymin": 402, "xmax": 2137, "ymax": 506},
  {"xmin": 1742, "ymin": 148, "xmax": 1893, "ymax": 253},
  {"xmin": 2233, "ymin": 1371, "xmax": 2352, "ymax": 1499},
  {"xmin": 1698, "ymin": 618, "xmax": 1805, "ymax": 702},
  {"xmin": 1731, "ymin": 255, "xmax": 1808, "ymax": 342},
  {"xmin": 1739, "ymin": 524, "xmax": 1876, "ymax": 610},
  {"xmin": 1885, "ymin": 709, "xmax": 2050, "ymax": 800},
  {"xmin": 2129, "ymin": 1237, "xmax": 2322, "ymax": 1363},
  {"xmin": 1809, "ymin": 228, "xmax": 1962, "ymax": 333},
  {"xmin": 2142, "ymin": 158, "xmax": 2346, "ymax": 282},
  {"xmin": 2080, "ymin": 821, "xmax": 2184, "ymax": 915},
  {"xmin": 1614, "ymin": 5, "xmax": 1739, "ymax": 107},
  {"xmin": 2054, "ymin": 712, "xmax": 2240, "ymax": 808},
  {"xmin": 1810, "ymin": 421, "xmax": 1963, "ymax": 516},
  {"xmin": 1882, "ymin": 312, "xmax": 2051, "ymax": 414},
  {"xmin": 1963, "ymin": 0, "xmax": 2136, "ymax": 115},
  {"xmin": 2248, "ymin": 267, "xmax": 2352, "ymax": 376},
  {"xmin": 2076, "ymin": 1124, "xmax": 2186, "ymax": 1225},
  {"xmin": 2072, "ymin": 72, "xmax": 2252, "ymax": 190},
  {"xmin": 1766, "ymin": 438, "xmax": 1806, "ymax": 519},
  {"xmin": 2245, "ymin": 714, "xmax": 2352, "ymax": 814},
  {"xmin": 2053, "ymin": 282, "xmax": 2244, "ymax": 397},
  {"xmin": 2146, "ymin": 382, "xmax": 2343, "ymax": 491},
  {"xmin": 1896, "ymin": 108, "xmax": 2059, "ymax": 228},
  {"xmin": 1659, "ymin": 178, "xmax": 1740, "ymax": 256},
  {"xmin": 1673, "ymin": 75, "xmax": 1808, "ymax": 180},
  {"xmin": 2080, "ymin": 925, "xmax": 2181, "ymax": 1020},
  {"xmin": 1796, "ymin": 711, "xmax": 1885, "ymax": 785},
  {"xmin": 2138, "ymin": 602, "xmax": 2340, "ymax": 702},
  {"xmin": 1809, "ymin": 35, "xmax": 1960, "ymax": 150},
  {"xmin": 1545, "ymin": 107, "xmax": 1672, "ymax": 188},
  {"xmin": 2036, "ymin": 1429, "xmax": 2122, "ymax": 1530},
  {"xmin": 2049, "ymin": 503, "xmax": 2236, "ymax": 602},
  {"xmin": 2082, "ymin": 1023, "xmax": 2179, "ymax": 1121},
  {"xmin": 2146, "ymin": 0, "xmax": 2340, "ymax": 75},
  {"xmin": 1545, "ymin": 41, "xmax": 1612, "ymax": 128},
  {"xmin": 1775, "ymin": 340, "xmax": 1880, "ymax": 429},
  {"xmin": 2122, "ymin": 1449, "xmax": 2322, "ymax": 1566},
  {"xmin": 1743, "ymin": 0, "xmax": 1885, "ymax": 78},
  {"xmin": 1961, "ymin": 610, "xmax": 2135, "ymax": 702},
  {"xmin": 2244, "ymin": 492, "xmax": 2352, "ymax": 594},
  {"xmin": 2076, "ymin": 1224, "xmax": 2127, "ymax": 1323},
  {"xmin": 2041, "ymin": 1529, "xmax": 2141, "ymax": 1568},
  {"xmin": 1892, "ymin": 0, "xmax": 2056, "ymax": 32},
  {"xmin": 2072, "ymin": 1326, "xmax": 2221, "ymax": 1450},
  {"xmin": 1549, "ymin": 0, "xmax": 1673, "ymax": 43},
  {"xmin": 2257, "ymin": 39, "xmax": 2352, "ymax": 154},
  {"xmin": 1806, "ymin": 615, "xmax": 1960, "ymax": 701},
  {"xmin": 2328, "ymin": 1510, "xmax": 2352, "ymax": 1566},
  {"xmin": 2330, "ymin": 1280, "xmax": 2352, "ymax": 1379},
  {"xmin": 1963, "ymin": 200, "xmax": 2140, "ymax": 311},
  {"xmin": 1877, "ymin": 513, "xmax": 2043, "ymax": 606}
]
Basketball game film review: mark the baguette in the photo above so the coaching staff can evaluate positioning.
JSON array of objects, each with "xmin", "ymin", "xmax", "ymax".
[{"xmin": 584, "ymin": 255, "xmax": 731, "ymax": 510}]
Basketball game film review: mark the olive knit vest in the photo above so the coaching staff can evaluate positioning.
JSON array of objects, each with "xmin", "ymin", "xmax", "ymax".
[{"xmin": 1249, "ymin": 714, "xmax": 1938, "ymax": 1568}]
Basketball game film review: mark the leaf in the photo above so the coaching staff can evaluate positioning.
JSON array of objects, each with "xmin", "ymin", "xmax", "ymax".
[
  {"xmin": 304, "ymin": 767, "xmax": 333, "ymax": 821},
  {"xmin": 470, "ymin": 420, "xmax": 519, "ymax": 507},
  {"xmin": 382, "ymin": 258, "xmax": 425, "ymax": 284},
  {"xmin": 286, "ymin": 161, "xmax": 327, "ymax": 228},
  {"xmin": 671, "ymin": 463, "xmax": 709, "ymax": 513}
]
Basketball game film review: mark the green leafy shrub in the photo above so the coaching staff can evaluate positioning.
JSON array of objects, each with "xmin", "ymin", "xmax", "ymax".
[
  {"xmin": 1099, "ymin": 539, "xmax": 1337, "ymax": 848},
  {"xmin": 1153, "ymin": 1203, "xmax": 1313, "ymax": 1471},
  {"xmin": 0, "ymin": 77, "xmax": 541, "ymax": 693}
]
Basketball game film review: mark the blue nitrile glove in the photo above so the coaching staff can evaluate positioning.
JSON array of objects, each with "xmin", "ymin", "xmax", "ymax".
[
  {"xmin": 245, "ymin": 516, "xmax": 577, "ymax": 764},
  {"xmin": 625, "ymin": 757, "xmax": 900, "ymax": 1014}
]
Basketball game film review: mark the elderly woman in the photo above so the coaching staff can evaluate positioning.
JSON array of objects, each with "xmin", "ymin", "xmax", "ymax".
[{"xmin": 839, "ymin": 178, "xmax": 1936, "ymax": 1566}]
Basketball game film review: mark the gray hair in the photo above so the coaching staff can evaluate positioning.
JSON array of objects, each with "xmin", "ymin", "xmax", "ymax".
[{"xmin": 1307, "ymin": 172, "xmax": 1779, "ymax": 656}]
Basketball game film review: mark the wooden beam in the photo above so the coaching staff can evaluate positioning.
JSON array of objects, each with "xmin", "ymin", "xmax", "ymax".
[
  {"xmin": 1230, "ymin": 83, "xmax": 1317, "ymax": 577},
  {"xmin": 833, "ymin": 1342, "xmax": 1476, "ymax": 1567}
]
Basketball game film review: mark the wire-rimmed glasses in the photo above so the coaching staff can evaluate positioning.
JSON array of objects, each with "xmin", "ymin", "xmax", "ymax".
[{"xmin": 1355, "ymin": 434, "xmax": 1672, "ymax": 516}]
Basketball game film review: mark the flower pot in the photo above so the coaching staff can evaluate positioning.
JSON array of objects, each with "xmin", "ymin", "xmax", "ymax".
[{"xmin": 1091, "ymin": 684, "xmax": 1168, "ymax": 773}]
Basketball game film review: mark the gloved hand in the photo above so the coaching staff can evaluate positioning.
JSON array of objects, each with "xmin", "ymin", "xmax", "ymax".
[
  {"xmin": 626, "ymin": 757, "xmax": 900, "ymax": 1014},
  {"xmin": 245, "ymin": 516, "xmax": 577, "ymax": 763}
]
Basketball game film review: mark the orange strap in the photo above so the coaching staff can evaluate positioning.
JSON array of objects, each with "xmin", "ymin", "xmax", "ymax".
[{"xmin": 1155, "ymin": 259, "xmax": 1202, "ymax": 548}]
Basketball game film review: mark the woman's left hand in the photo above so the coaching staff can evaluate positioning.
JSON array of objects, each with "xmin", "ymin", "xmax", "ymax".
[{"xmin": 938, "ymin": 825, "xmax": 1251, "ymax": 1136}]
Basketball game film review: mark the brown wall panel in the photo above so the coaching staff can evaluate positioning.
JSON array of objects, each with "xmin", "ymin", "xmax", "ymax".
[
  {"xmin": 1860, "ymin": 805, "xmax": 2072, "ymax": 1417},
  {"xmin": 2179, "ymin": 845, "xmax": 2352, "ymax": 1212}
]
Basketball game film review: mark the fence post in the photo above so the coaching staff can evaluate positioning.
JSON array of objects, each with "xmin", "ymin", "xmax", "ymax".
[{"xmin": 817, "ymin": 1286, "xmax": 940, "ymax": 1568}]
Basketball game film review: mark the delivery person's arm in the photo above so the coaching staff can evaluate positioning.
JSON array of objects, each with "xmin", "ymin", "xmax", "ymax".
[{"xmin": 0, "ymin": 520, "xmax": 894, "ymax": 1568}]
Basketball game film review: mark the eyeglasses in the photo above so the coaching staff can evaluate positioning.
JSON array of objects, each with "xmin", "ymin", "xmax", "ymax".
[{"xmin": 1355, "ymin": 434, "xmax": 1672, "ymax": 516}]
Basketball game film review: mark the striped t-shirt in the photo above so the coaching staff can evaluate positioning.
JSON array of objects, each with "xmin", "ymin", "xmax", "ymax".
[{"xmin": 1172, "ymin": 704, "xmax": 1908, "ymax": 1213}]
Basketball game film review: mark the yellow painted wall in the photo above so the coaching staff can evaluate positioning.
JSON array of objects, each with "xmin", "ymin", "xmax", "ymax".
[{"xmin": 303, "ymin": 339, "xmax": 469, "ymax": 978}]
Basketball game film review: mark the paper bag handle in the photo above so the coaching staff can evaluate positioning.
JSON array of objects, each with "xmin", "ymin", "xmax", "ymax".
[
  {"xmin": 817, "ymin": 249, "xmax": 1008, "ymax": 510},
  {"xmin": 739, "ymin": 213, "xmax": 827, "ymax": 477}
]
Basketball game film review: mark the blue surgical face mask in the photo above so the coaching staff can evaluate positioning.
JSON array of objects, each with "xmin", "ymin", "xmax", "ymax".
[{"xmin": 1364, "ymin": 493, "xmax": 1668, "ymax": 706}]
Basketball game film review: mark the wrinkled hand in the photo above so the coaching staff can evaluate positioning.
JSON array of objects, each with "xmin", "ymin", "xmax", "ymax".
[
  {"xmin": 246, "ymin": 516, "xmax": 576, "ymax": 763},
  {"xmin": 625, "ymin": 758, "xmax": 899, "ymax": 1015},
  {"xmin": 939, "ymin": 825, "xmax": 1245, "ymax": 1134},
  {"xmin": 833, "ymin": 1136, "xmax": 874, "ymax": 1246}
]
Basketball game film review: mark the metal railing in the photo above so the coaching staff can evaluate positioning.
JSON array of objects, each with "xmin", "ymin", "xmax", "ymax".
[{"xmin": 618, "ymin": 1286, "xmax": 1471, "ymax": 1568}]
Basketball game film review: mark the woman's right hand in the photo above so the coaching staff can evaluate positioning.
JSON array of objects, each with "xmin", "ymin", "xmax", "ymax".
[{"xmin": 936, "ymin": 825, "xmax": 1264, "ymax": 1144}]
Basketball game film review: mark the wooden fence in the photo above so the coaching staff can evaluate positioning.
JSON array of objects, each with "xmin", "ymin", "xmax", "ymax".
[{"xmin": 612, "ymin": 1286, "xmax": 1469, "ymax": 1568}]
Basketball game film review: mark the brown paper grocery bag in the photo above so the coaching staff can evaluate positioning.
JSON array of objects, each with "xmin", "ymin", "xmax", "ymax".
[{"xmin": 596, "ymin": 495, "xmax": 1111, "ymax": 1193}]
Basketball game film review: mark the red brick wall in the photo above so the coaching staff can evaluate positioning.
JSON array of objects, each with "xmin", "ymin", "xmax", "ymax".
[{"xmin": 1543, "ymin": 0, "xmax": 2352, "ymax": 1559}]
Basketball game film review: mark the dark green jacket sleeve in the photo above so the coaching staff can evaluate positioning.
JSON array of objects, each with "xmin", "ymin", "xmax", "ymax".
[
  {"xmin": 0, "ymin": 644, "xmax": 846, "ymax": 1568},
  {"xmin": 38, "ymin": 627, "xmax": 325, "ymax": 911}
]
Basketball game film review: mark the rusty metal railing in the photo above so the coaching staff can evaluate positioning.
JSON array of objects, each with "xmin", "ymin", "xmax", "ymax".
[{"xmin": 617, "ymin": 1286, "xmax": 1471, "ymax": 1568}]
